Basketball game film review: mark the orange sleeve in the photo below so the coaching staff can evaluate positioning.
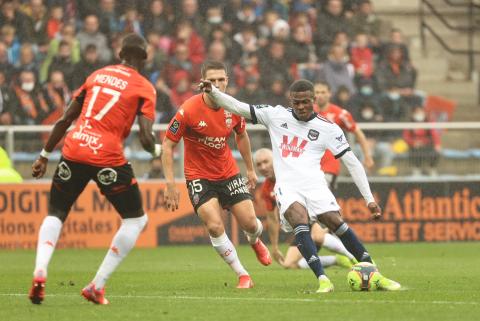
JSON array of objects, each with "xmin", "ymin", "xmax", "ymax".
[
  {"xmin": 233, "ymin": 116, "xmax": 246, "ymax": 134},
  {"xmin": 260, "ymin": 182, "xmax": 276, "ymax": 211},
  {"xmin": 138, "ymin": 82, "xmax": 156, "ymax": 121},
  {"xmin": 165, "ymin": 107, "xmax": 188, "ymax": 143},
  {"xmin": 339, "ymin": 109, "xmax": 357, "ymax": 132}
]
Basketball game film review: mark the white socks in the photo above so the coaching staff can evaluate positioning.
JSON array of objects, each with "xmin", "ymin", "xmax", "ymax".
[
  {"xmin": 210, "ymin": 232, "xmax": 248, "ymax": 277},
  {"xmin": 298, "ymin": 256, "xmax": 337, "ymax": 269},
  {"xmin": 322, "ymin": 233, "xmax": 355, "ymax": 260},
  {"xmin": 244, "ymin": 218, "xmax": 263, "ymax": 245},
  {"xmin": 92, "ymin": 214, "xmax": 148, "ymax": 290},
  {"xmin": 34, "ymin": 216, "xmax": 63, "ymax": 278}
]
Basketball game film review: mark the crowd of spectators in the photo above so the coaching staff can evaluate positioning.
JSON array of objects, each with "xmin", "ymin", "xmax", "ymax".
[{"xmin": 0, "ymin": 0, "xmax": 427, "ymax": 128}]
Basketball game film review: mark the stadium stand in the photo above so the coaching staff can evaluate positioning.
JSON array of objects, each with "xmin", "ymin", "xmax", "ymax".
[{"xmin": 0, "ymin": 0, "xmax": 478, "ymax": 178}]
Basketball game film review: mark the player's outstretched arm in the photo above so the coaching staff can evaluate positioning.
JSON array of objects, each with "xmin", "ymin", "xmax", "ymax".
[
  {"xmin": 161, "ymin": 137, "xmax": 180, "ymax": 211},
  {"xmin": 138, "ymin": 115, "xmax": 161, "ymax": 157},
  {"xmin": 353, "ymin": 128, "xmax": 374, "ymax": 170},
  {"xmin": 339, "ymin": 150, "xmax": 381, "ymax": 220},
  {"xmin": 198, "ymin": 80, "xmax": 252, "ymax": 119},
  {"xmin": 32, "ymin": 99, "xmax": 82, "ymax": 179}
]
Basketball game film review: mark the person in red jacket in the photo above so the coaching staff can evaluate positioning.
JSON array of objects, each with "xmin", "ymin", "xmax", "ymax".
[
  {"xmin": 313, "ymin": 81, "xmax": 374, "ymax": 191},
  {"xmin": 350, "ymin": 32, "xmax": 374, "ymax": 84}
]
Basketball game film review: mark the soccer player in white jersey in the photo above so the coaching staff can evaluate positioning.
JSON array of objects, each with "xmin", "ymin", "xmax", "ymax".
[{"xmin": 198, "ymin": 78, "xmax": 401, "ymax": 293}]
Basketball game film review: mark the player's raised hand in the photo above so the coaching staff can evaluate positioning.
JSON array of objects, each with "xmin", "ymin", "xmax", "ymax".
[
  {"xmin": 368, "ymin": 202, "xmax": 382, "ymax": 220},
  {"xmin": 32, "ymin": 157, "xmax": 48, "ymax": 179},
  {"xmin": 165, "ymin": 183, "xmax": 180, "ymax": 212},
  {"xmin": 198, "ymin": 79, "xmax": 213, "ymax": 93},
  {"xmin": 246, "ymin": 169, "xmax": 257, "ymax": 191}
]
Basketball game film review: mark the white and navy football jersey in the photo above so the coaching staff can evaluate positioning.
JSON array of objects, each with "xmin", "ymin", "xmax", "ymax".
[{"xmin": 249, "ymin": 104, "xmax": 351, "ymax": 189}]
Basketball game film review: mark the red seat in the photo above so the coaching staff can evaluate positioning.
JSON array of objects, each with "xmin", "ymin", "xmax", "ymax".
[{"xmin": 424, "ymin": 95, "xmax": 457, "ymax": 122}]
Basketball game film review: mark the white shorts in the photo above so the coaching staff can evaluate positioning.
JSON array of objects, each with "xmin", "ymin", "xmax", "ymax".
[{"xmin": 274, "ymin": 184, "xmax": 340, "ymax": 233}]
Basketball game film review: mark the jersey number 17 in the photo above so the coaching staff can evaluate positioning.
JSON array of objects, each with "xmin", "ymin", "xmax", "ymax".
[{"xmin": 85, "ymin": 86, "xmax": 121, "ymax": 121}]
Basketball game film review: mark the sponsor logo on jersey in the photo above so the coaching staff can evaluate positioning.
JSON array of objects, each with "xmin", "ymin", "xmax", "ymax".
[
  {"xmin": 335, "ymin": 134, "xmax": 348, "ymax": 149},
  {"xmin": 72, "ymin": 120, "xmax": 103, "ymax": 154},
  {"xmin": 197, "ymin": 136, "xmax": 226, "ymax": 149},
  {"xmin": 280, "ymin": 123, "xmax": 288, "ymax": 129},
  {"xmin": 253, "ymin": 104, "xmax": 269, "ymax": 109},
  {"xmin": 198, "ymin": 120, "xmax": 207, "ymax": 127},
  {"xmin": 226, "ymin": 176, "xmax": 250, "ymax": 195},
  {"xmin": 57, "ymin": 161, "xmax": 71, "ymax": 181},
  {"xmin": 280, "ymin": 135, "xmax": 308, "ymax": 158},
  {"xmin": 308, "ymin": 129, "xmax": 319, "ymax": 141},
  {"xmin": 224, "ymin": 111, "xmax": 232, "ymax": 129},
  {"xmin": 169, "ymin": 119, "xmax": 180, "ymax": 134},
  {"xmin": 97, "ymin": 168, "xmax": 118, "ymax": 185}
]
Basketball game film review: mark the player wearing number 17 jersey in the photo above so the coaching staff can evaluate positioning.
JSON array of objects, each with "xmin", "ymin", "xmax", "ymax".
[
  {"xmin": 29, "ymin": 34, "xmax": 160, "ymax": 305},
  {"xmin": 199, "ymin": 78, "xmax": 401, "ymax": 293}
]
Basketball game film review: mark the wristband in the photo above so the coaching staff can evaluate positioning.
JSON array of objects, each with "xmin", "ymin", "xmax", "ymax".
[
  {"xmin": 40, "ymin": 148, "xmax": 51, "ymax": 159},
  {"xmin": 151, "ymin": 144, "xmax": 161, "ymax": 158}
]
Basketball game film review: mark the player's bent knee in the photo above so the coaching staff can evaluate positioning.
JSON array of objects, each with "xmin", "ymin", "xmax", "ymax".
[
  {"xmin": 318, "ymin": 211, "xmax": 344, "ymax": 231},
  {"xmin": 205, "ymin": 221, "xmax": 225, "ymax": 237},
  {"xmin": 238, "ymin": 216, "xmax": 257, "ymax": 233},
  {"xmin": 284, "ymin": 202, "xmax": 308, "ymax": 226}
]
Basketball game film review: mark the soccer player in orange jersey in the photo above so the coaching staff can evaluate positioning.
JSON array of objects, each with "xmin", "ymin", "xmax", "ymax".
[
  {"xmin": 313, "ymin": 81, "xmax": 374, "ymax": 191},
  {"xmin": 162, "ymin": 61, "xmax": 271, "ymax": 289},
  {"xmin": 29, "ymin": 34, "xmax": 159, "ymax": 305}
]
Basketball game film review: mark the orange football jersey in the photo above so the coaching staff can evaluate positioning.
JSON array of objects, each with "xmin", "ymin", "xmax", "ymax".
[
  {"xmin": 165, "ymin": 93, "xmax": 246, "ymax": 180},
  {"xmin": 63, "ymin": 64, "xmax": 156, "ymax": 167}
]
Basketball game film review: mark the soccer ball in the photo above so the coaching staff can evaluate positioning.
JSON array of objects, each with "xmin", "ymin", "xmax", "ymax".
[{"xmin": 347, "ymin": 262, "xmax": 381, "ymax": 291}]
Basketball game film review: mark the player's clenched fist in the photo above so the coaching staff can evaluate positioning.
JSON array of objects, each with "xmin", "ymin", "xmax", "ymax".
[
  {"xmin": 368, "ymin": 202, "xmax": 382, "ymax": 220},
  {"xmin": 32, "ymin": 157, "xmax": 48, "ymax": 179},
  {"xmin": 164, "ymin": 183, "xmax": 180, "ymax": 212},
  {"xmin": 198, "ymin": 79, "xmax": 213, "ymax": 93}
]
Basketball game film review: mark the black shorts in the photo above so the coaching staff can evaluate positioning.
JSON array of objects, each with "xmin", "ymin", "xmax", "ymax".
[
  {"xmin": 186, "ymin": 173, "xmax": 253, "ymax": 213},
  {"xmin": 49, "ymin": 156, "xmax": 143, "ymax": 221}
]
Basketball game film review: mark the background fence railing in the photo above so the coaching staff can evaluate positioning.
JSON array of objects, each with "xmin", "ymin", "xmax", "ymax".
[{"xmin": 1, "ymin": 122, "xmax": 480, "ymax": 179}]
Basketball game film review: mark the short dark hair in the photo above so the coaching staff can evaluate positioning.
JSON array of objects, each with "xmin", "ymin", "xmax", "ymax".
[
  {"xmin": 289, "ymin": 79, "xmax": 314, "ymax": 93},
  {"xmin": 119, "ymin": 33, "xmax": 148, "ymax": 60},
  {"xmin": 313, "ymin": 80, "xmax": 331, "ymax": 90},
  {"xmin": 201, "ymin": 60, "xmax": 227, "ymax": 78}
]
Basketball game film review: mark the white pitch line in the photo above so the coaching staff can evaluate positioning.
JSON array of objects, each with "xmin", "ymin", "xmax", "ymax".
[{"xmin": 0, "ymin": 293, "xmax": 478, "ymax": 306}]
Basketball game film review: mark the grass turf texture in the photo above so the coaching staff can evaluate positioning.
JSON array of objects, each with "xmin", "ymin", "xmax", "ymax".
[{"xmin": 1, "ymin": 243, "xmax": 479, "ymax": 321}]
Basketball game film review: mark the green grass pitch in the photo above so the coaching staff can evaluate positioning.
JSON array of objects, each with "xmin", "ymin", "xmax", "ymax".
[{"xmin": 1, "ymin": 243, "xmax": 479, "ymax": 321}]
